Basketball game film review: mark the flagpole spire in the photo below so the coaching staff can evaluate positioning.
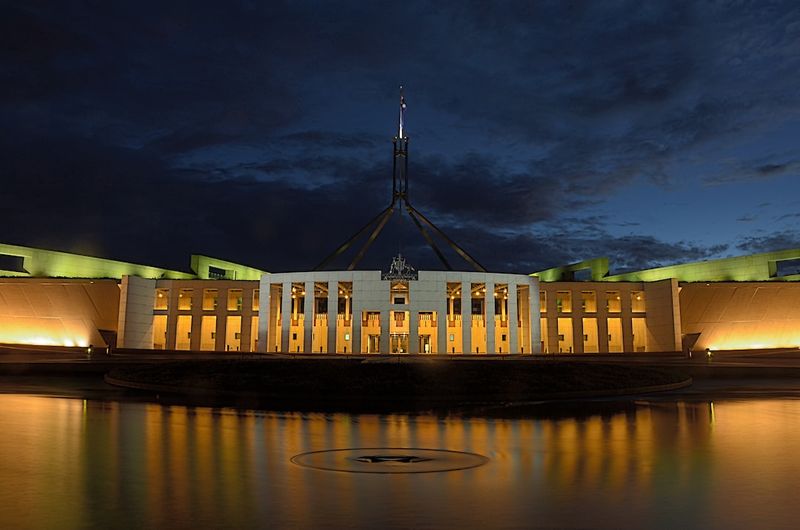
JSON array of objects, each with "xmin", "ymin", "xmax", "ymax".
[
  {"xmin": 313, "ymin": 85, "xmax": 487, "ymax": 272},
  {"xmin": 398, "ymin": 85, "xmax": 406, "ymax": 139}
]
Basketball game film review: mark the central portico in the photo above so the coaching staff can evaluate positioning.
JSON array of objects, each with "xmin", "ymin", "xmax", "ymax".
[{"xmin": 257, "ymin": 268, "xmax": 539, "ymax": 354}]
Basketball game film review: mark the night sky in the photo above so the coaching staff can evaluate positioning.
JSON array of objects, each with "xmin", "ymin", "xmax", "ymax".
[{"xmin": 2, "ymin": 1, "xmax": 799, "ymax": 274}]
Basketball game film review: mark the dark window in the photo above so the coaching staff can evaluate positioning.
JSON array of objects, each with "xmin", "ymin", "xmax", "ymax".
[
  {"xmin": 775, "ymin": 258, "xmax": 800, "ymax": 277},
  {"xmin": 0, "ymin": 254, "xmax": 26, "ymax": 273},
  {"xmin": 472, "ymin": 300, "xmax": 483, "ymax": 314},
  {"xmin": 208, "ymin": 266, "xmax": 228, "ymax": 279}
]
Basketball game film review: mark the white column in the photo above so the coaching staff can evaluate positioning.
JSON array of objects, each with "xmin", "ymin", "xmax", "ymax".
[
  {"xmin": 486, "ymin": 280, "xmax": 495, "ymax": 354},
  {"xmin": 281, "ymin": 281, "xmax": 292, "ymax": 353},
  {"xmin": 409, "ymin": 309, "xmax": 419, "ymax": 354},
  {"xmin": 380, "ymin": 308, "xmax": 390, "ymax": 354},
  {"xmin": 327, "ymin": 280, "xmax": 337, "ymax": 353},
  {"xmin": 530, "ymin": 280, "xmax": 540, "ymax": 353},
  {"xmin": 257, "ymin": 277, "xmax": 270, "ymax": 353},
  {"xmin": 303, "ymin": 280, "xmax": 314, "ymax": 353},
  {"xmin": 461, "ymin": 280, "xmax": 471, "ymax": 354},
  {"xmin": 508, "ymin": 282, "xmax": 519, "ymax": 354},
  {"xmin": 437, "ymin": 292, "xmax": 447, "ymax": 355}
]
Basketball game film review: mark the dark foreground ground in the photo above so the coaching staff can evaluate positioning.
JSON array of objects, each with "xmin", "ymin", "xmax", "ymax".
[
  {"xmin": 107, "ymin": 359, "xmax": 689, "ymax": 409},
  {"xmin": 3, "ymin": 346, "xmax": 800, "ymax": 414}
]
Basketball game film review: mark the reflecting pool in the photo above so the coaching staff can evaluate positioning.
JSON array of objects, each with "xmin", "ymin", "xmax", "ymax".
[{"xmin": 1, "ymin": 395, "xmax": 799, "ymax": 529}]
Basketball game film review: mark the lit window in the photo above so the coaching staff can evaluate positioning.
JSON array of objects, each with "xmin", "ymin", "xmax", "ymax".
[
  {"xmin": 631, "ymin": 291, "xmax": 646, "ymax": 312},
  {"xmin": 178, "ymin": 289, "xmax": 193, "ymax": 310},
  {"xmin": 154, "ymin": 288, "xmax": 169, "ymax": 310},
  {"xmin": 556, "ymin": 291, "xmax": 571, "ymax": 313},
  {"xmin": 228, "ymin": 289, "xmax": 243, "ymax": 311},
  {"xmin": 203, "ymin": 289, "xmax": 218, "ymax": 310},
  {"xmin": 606, "ymin": 291, "xmax": 621, "ymax": 313}
]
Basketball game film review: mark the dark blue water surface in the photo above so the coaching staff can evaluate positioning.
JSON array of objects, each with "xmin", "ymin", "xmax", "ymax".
[{"xmin": 1, "ymin": 394, "xmax": 798, "ymax": 529}]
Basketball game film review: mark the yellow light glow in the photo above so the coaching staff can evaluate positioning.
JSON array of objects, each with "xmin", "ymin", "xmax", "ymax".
[{"xmin": 0, "ymin": 332, "xmax": 91, "ymax": 349}]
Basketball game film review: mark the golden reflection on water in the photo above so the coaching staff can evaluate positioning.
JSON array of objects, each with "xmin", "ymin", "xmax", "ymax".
[{"xmin": 1, "ymin": 396, "xmax": 800, "ymax": 529}]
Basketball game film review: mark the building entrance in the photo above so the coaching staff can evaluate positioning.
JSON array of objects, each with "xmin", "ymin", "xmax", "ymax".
[
  {"xmin": 419, "ymin": 334, "xmax": 432, "ymax": 354},
  {"xmin": 367, "ymin": 334, "xmax": 381, "ymax": 353},
  {"xmin": 390, "ymin": 333, "xmax": 409, "ymax": 353}
]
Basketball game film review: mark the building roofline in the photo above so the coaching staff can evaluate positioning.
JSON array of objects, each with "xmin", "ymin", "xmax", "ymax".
[
  {"xmin": 532, "ymin": 248, "xmax": 800, "ymax": 283},
  {"xmin": 0, "ymin": 242, "xmax": 268, "ymax": 280}
]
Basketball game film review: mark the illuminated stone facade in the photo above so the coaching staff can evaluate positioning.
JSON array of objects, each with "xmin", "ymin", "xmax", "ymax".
[
  {"xmin": 2, "ymin": 242, "xmax": 800, "ymax": 353},
  {"xmin": 256, "ymin": 270, "xmax": 538, "ymax": 354}
]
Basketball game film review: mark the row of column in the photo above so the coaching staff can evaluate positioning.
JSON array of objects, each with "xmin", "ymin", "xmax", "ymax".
[
  {"xmin": 542, "ymin": 289, "xmax": 636, "ymax": 354},
  {"xmin": 259, "ymin": 279, "xmax": 535, "ymax": 354}
]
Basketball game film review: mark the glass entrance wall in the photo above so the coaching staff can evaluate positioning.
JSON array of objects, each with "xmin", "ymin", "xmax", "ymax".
[
  {"xmin": 389, "ymin": 310, "xmax": 409, "ymax": 353},
  {"xmin": 632, "ymin": 317, "xmax": 647, "ymax": 352},
  {"xmin": 540, "ymin": 318, "xmax": 548, "ymax": 353},
  {"xmin": 418, "ymin": 311, "xmax": 437, "ymax": 353},
  {"xmin": 289, "ymin": 282, "xmax": 305, "ymax": 353},
  {"xmin": 268, "ymin": 284, "xmax": 282, "ymax": 353},
  {"xmin": 557, "ymin": 317, "xmax": 573, "ymax": 353},
  {"xmin": 225, "ymin": 315, "xmax": 241, "ymax": 351},
  {"xmin": 312, "ymin": 282, "xmax": 328, "ymax": 353},
  {"xmin": 390, "ymin": 333, "xmax": 409, "ymax": 354},
  {"xmin": 153, "ymin": 315, "xmax": 167, "ymax": 349},
  {"xmin": 582, "ymin": 317, "xmax": 599, "ymax": 353},
  {"xmin": 517, "ymin": 285, "xmax": 531, "ymax": 354},
  {"xmin": 250, "ymin": 316, "xmax": 258, "ymax": 352},
  {"xmin": 361, "ymin": 311, "xmax": 381, "ymax": 353},
  {"xmin": 494, "ymin": 284, "xmax": 510, "ymax": 353},
  {"xmin": 608, "ymin": 317, "xmax": 623, "ymax": 352},
  {"xmin": 446, "ymin": 282, "xmax": 462, "ymax": 354},
  {"xmin": 200, "ymin": 315, "xmax": 216, "ymax": 351},
  {"xmin": 336, "ymin": 282, "xmax": 353, "ymax": 353},
  {"xmin": 176, "ymin": 315, "xmax": 192, "ymax": 350}
]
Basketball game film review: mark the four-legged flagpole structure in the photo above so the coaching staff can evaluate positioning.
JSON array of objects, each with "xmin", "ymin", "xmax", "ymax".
[{"xmin": 314, "ymin": 86, "xmax": 487, "ymax": 272}]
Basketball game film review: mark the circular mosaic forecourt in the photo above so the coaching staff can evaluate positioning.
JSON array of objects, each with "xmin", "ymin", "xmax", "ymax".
[{"xmin": 290, "ymin": 447, "xmax": 489, "ymax": 474}]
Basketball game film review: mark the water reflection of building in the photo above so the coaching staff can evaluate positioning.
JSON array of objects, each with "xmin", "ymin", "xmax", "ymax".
[
  {"xmin": 5, "ymin": 396, "xmax": 799, "ymax": 528},
  {"xmin": 2, "ymin": 242, "xmax": 800, "ymax": 354}
]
